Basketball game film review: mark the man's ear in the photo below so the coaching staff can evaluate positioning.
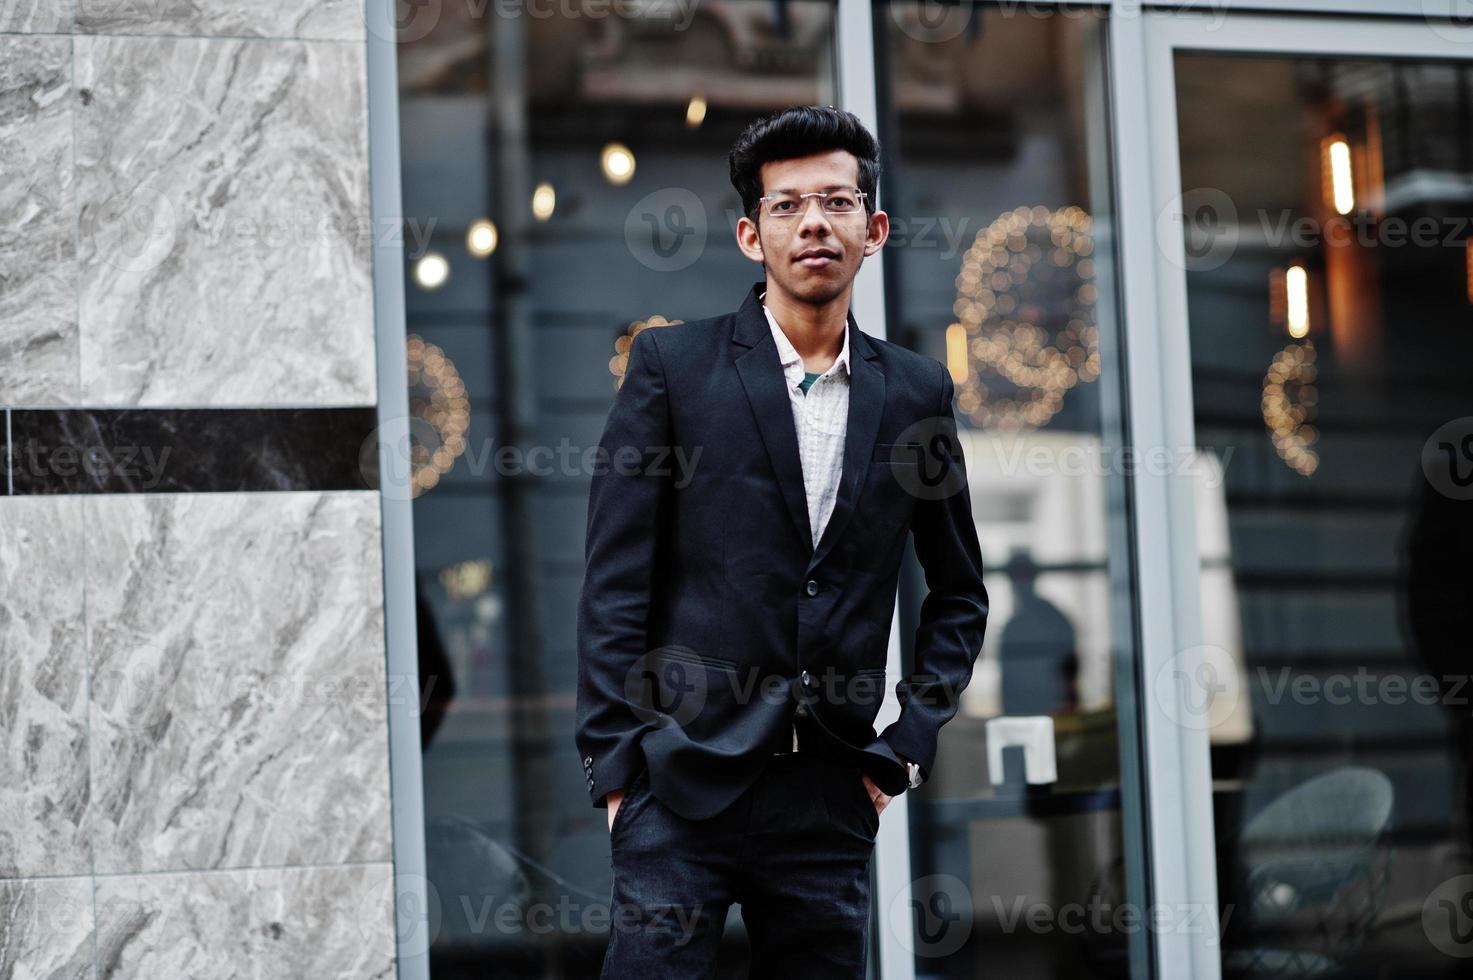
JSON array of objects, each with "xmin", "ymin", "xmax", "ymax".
[
  {"xmin": 736, "ymin": 214, "xmax": 765, "ymax": 265},
  {"xmin": 862, "ymin": 209, "xmax": 890, "ymax": 257}
]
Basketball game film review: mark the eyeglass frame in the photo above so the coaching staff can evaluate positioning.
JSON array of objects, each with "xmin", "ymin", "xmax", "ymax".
[{"xmin": 755, "ymin": 187, "xmax": 871, "ymax": 219}]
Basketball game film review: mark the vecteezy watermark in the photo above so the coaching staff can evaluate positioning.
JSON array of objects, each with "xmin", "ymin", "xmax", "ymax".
[
  {"xmin": 1152, "ymin": 644, "xmax": 1242, "ymax": 732},
  {"xmin": 364, "ymin": 0, "xmax": 704, "ymax": 43},
  {"xmin": 360, "ymin": 419, "xmax": 705, "ymax": 502},
  {"xmin": 626, "ymin": 188, "xmax": 708, "ymax": 272},
  {"xmin": 969, "ymin": 437, "xmax": 1235, "ymax": 487},
  {"xmin": 885, "ymin": 0, "xmax": 1230, "ymax": 45},
  {"xmin": 1158, "ymin": 190, "xmax": 1473, "ymax": 271},
  {"xmin": 619, "ymin": 654, "xmax": 958, "ymax": 730},
  {"xmin": 78, "ymin": 178, "xmax": 438, "ymax": 275},
  {"xmin": 1422, "ymin": 417, "xmax": 1473, "ymax": 501},
  {"xmin": 1255, "ymin": 667, "xmax": 1473, "ymax": 709},
  {"xmin": 6, "ymin": 438, "xmax": 172, "ymax": 490}
]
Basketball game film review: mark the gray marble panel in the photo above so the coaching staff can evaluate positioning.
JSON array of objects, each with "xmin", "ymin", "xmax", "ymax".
[
  {"xmin": 74, "ymin": 35, "xmax": 375, "ymax": 406},
  {"xmin": 0, "ymin": 1, "xmax": 71, "ymax": 33},
  {"xmin": 94, "ymin": 863, "xmax": 396, "ymax": 979},
  {"xmin": 0, "ymin": 498, "xmax": 90, "ymax": 879},
  {"xmin": 86, "ymin": 492, "xmax": 391, "ymax": 874},
  {"xmin": 0, "ymin": 876, "xmax": 95, "ymax": 980},
  {"xmin": 0, "ymin": 36, "xmax": 79, "ymax": 405},
  {"xmin": 74, "ymin": 0, "xmax": 366, "ymax": 41}
]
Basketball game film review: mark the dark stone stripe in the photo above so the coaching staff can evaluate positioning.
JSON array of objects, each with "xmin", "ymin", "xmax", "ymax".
[{"xmin": 4, "ymin": 408, "xmax": 380, "ymax": 494}]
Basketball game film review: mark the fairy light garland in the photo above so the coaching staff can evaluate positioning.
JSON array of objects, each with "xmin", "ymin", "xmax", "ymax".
[
  {"xmin": 1262, "ymin": 340, "xmax": 1319, "ymax": 476},
  {"xmin": 949, "ymin": 205, "xmax": 1100, "ymax": 430},
  {"xmin": 406, "ymin": 334, "xmax": 471, "ymax": 497},
  {"xmin": 610, "ymin": 314, "xmax": 684, "ymax": 390}
]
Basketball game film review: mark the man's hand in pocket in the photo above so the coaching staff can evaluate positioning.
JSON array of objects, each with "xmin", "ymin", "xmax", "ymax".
[{"xmin": 605, "ymin": 789, "xmax": 624, "ymax": 832}]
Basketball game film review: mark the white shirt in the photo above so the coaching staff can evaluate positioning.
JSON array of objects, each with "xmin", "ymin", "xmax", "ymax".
[
  {"xmin": 762, "ymin": 293, "xmax": 852, "ymax": 754},
  {"xmin": 761, "ymin": 294, "xmax": 850, "ymax": 549}
]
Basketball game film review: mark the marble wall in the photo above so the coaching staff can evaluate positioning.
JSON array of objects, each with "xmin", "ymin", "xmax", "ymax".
[{"xmin": 0, "ymin": 3, "xmax": 399, "ymax": 978}]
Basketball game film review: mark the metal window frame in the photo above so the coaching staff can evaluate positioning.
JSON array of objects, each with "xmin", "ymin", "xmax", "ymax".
[{"xmin": 365, "ymin": 3, "xmax": 432, "ymax": 980}]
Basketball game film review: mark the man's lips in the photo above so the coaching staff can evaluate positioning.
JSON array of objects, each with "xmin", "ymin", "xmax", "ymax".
[{"xmin": 795, "ymin": 249, "xmax": 840, "ymax": 268}]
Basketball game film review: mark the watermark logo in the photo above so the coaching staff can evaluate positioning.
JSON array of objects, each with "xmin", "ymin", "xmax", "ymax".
[
  {"xmin": 1157, "ymin": 187, "xmax": 1238, "ymax": 272},
  {"xmin": 1153, "ymin": 644, "xmax": 1240, "ymax": 731},
  {"xmin": 625, "ymin": 188, "xmax": 707, "ymax": 272},
  {"xmin": 1424, "ymin": 874, "xmax": 1473, "ymax": 958},
  {"xmin": 1421, "ymin": 417, "xmax": 1473, "ymax": 501},
  {"xmin": 887, "ymin": 415, "xmax": 969, "ymax": 502},
  {"xmin": 890, "ymin": 873, "xmax": 973, "ymax": 957},
  {"xmin": 355, "ymin": 870, "xmax": 443, "ymax": 959},
  {"xmin": 85, "ymin": 184, "xmax": 178, "ymax": 275}
]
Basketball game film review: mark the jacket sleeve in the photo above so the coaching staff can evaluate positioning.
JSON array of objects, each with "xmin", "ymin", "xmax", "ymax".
[
  {"xmin": 879, "ymin": 362, "xmax": 990, "ymax": 783},
  {"xmin": 575, "ymin": 327, "xmax": 670, "ymax": 808}
]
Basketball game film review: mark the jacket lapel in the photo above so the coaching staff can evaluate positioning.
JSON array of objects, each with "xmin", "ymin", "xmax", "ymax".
[{"xmin": 730, "ymin": 282, "xmax": 885, "ymax": 569}]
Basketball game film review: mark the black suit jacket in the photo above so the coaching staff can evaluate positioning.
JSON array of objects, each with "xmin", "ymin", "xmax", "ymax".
[{"xmin": 575, "ymin": 281, "xmax": 989, "ymax": 820}]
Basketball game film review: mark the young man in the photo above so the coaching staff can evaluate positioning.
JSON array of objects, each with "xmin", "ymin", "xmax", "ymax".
[{"xmin": 575, "ymin": 105, "xmax": 989, "ymax": 977}]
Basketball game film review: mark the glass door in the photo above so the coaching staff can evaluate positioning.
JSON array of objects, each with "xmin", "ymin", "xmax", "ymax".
[
  {"xmin": 871, "ymin": 5, "xmax": 1153, "ymax": 978},
  {"xmin": 1130, "ymin": 10, "xmax": 1473, "ymax": 979}
]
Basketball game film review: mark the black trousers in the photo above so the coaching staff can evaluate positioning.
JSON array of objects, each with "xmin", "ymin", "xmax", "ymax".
[{"xmin": 599, "ymin": 748, "xmax": 880, "ymax": 979}]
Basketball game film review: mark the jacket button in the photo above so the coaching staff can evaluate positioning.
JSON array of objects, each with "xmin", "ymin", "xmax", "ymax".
[
  {"xmin": 805, "ymin": 579, "xmax": 818, "ymax": 596},
  {"xmin": 800, "ymin": 670, "xmax": 811, "ymax": 686}
]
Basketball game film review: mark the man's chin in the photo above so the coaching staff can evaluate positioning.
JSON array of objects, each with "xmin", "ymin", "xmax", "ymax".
[{"xmin": 773, "ymin": 270, "xmax": 851, "ymax": 306}]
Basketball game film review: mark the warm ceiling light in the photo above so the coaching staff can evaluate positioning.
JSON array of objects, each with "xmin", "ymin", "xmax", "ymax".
[
  {"xmin": 1323, "ymin": 136, "xmax": 1354, "ymax": 215},
  {"xmin": 686, "ymin": 95, "xmax": 707, "ymax": 128},
  {"xmin": 414, "ymin": 252, "xmax": 450, "ymax": 290},
  {"xmin": 1285, "ymin": 263, "xmax": 1309, "ymax": 339},
  {"xmin": 466, "ymin": 219, "xmax": 497, "ymax": 257},
  {"xmin": 531, "ymin": 182, "xmax": 556, "ymax": 221},
  {"xmin": 601, "ymin": 142, "xmax": 635, "ymax": 185}
]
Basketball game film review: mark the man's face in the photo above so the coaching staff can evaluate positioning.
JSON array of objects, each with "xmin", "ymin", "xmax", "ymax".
[{"xmin": 736, "ymin": 149, "xmax": 888, "ymax": 305}]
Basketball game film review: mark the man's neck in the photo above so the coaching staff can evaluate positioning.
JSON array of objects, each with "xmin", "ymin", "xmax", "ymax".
[{"xmin": 762, "ymin": 278, "xmax": 850, "ymax": 363}]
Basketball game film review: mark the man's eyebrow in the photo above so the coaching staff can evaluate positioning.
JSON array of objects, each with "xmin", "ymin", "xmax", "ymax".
[{"xmin": 767, "ymin": 184, "xmax": 855, "ymax": 194}]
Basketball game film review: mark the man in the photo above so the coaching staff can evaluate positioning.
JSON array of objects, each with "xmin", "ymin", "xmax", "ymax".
[{"xmin": 575, "ymin": 105, "xmax": 989, "ymax": 977}]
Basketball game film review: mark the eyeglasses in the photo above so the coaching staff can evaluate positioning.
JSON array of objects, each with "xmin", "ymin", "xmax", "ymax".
[{"xmin": 757, "ymin": 188, "xmax": 868, "ymax": 219}]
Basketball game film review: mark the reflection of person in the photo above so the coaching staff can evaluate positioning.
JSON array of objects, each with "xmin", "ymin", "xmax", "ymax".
[
  {"xmin": 998, "ymin": 549, "xmax": 1080, "ymax": 717},
  {"xmin": 574, "ymin": 106, "xmax": 990, "ymax": 976}
]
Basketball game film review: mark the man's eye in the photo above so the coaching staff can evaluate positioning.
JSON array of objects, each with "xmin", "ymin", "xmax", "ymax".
[
  {"xmin": 828, "ymin": 196, "xmax": 857, "ymax": 211},
  {"xmin": 772, "ymin": 200, "xmax": 797, "ymax": 213}
]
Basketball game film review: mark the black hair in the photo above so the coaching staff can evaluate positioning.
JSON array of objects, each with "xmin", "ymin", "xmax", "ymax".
[{"xmin": 728, "ymin": 105, "xmax": 881, "ymax": 223}]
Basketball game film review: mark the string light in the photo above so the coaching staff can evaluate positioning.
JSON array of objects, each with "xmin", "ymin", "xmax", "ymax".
[
  {"xmin": 948, "ymin": 205, "xmax": 1099, "ymax": 430},
  {"xmin": 610, "ymin": 315, "xmax": 684, "ymax": 389},
  {"xmin": 406, "ymin": 334, "xmax": 471, "ymax": 497},
  {"xmin": 1262, "ymin": 340, "xmax": 1319, "ymax": 476}
]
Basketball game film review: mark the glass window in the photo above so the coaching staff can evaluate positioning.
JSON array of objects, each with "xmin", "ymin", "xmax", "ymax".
[
  {"xmin": 875, "ymin": 4, "xmax": 1146, "ymax": 976},
  {"xmin": 395, "ymin": 4, "xmax": 838, "ymax": 975},
  {"xmin": 1173, "ymin": 49, "xmax": 1473, "ymax": 977}
]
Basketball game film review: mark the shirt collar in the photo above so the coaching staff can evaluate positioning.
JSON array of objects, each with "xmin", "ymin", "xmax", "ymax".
[{"xmin": 760, "ymin": 290, "xmax": 851, "ymax": 379}]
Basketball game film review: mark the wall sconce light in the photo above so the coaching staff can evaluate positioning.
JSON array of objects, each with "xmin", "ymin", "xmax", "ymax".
[
  {"xmin": 532, "ymin": 182, "xmax": 556, "ymax": 221},
  {"xmin": 1321, "ymin": 135, "xmax": 1354, "ymax": 216},
  {"xmin": 1285, "ymin": 263, "xmax": 1310, "ymax": 339},
  {"xmin": 686, "ymin": 95, "xmax": 707, "ymax": 128}
]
